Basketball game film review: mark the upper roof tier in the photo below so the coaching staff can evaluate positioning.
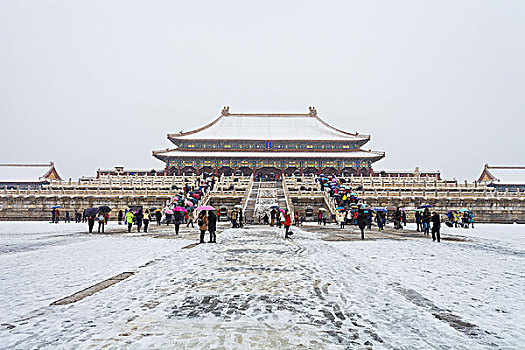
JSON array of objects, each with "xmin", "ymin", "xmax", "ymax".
[{"xmin": 168, "ymin": 107, "xmax": 370, "ymax": 142}]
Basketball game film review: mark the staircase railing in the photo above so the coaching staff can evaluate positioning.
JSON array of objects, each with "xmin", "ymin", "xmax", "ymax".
[{"xmin": 242, "ymin": 175, "xmax": 255, "ymax": 213}]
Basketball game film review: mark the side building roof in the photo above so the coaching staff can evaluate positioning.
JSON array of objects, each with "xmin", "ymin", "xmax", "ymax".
[
  {"xmin": 168, "ymin": 107, "xmax": 371, "ymax": 142},
  {"xmin": 0, "ymin": 162, "xmax": 62, "ymax": 183}
]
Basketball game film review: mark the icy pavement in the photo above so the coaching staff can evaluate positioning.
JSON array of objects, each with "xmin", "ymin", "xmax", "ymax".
[{"xmin": 0, "ymin": 222, "xmax": 524, "ymax": 349}]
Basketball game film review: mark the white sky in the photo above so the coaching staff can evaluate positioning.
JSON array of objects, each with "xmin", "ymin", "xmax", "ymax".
[{"xmin": 0, "ymin": 1, "xmax": 524, "ymax": 181}]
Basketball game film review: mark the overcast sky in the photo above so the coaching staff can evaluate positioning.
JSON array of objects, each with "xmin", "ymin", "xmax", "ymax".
[{"xmin": 1, "ymin": 1, "xmax": 524, "ymax": 181}]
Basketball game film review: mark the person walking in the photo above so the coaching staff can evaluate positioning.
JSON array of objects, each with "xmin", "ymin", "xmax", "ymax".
[
  {"xmin": 422, "ymin": 208, "xmax": 431, "ymax": 235},
  {"xmin": 135, "ymin": 210, "xmax": 144, "ymax": 232},
  {"xmin": 87, "ymin": 215, "xmax": 95, "ymax": 233},
  {"xmin": 337, "ymin": 210, "xmax": 345, "ymax": 229},
  {"xmin": 284, "ymin": 209, "xmax": 292, "ymax": 238},
  {"xmin": 208, "ymin": 210, "xmax": 217, "ymax": 243},
  {"xmin": 97, "ymin": 212, "xmax": 105, "ymax": 233},
  {"xmin": 74, "ymin": 210, "xmax": 79, "ymax": 223},
  {"xmin": 294, "ymin": 211, "xmax": 299, "ymax": 226},
  {"xmin": 317, "ymin": 210, "xmax": 322, "ymax": 225},
  {"xmin": 125, "ymin": 210, "xmax": 134, "ymax": 232},
  {"xmin": 357, "ymin": 209, "xmax": 367, "ymax": 240},
  {"xmin": 118, "ymin": 210, "xmax": 123, "ymax": 225},
  {"xmin": 321, "ymin": 210, "xmax": 327, "ymax": 226},
  {"xmin": 366, "ymin": 210, "xmax": 373, "ymax": 230},
  {"xmin": 401, "ymin": 210, "xmax": 407, "ymax": 226},
  {"xmin": 197, "ymin": 211, "xmax": 208, "ymax": 243},
  {"xmin": 431, "ymin": 212, "xmax": 441, "ymax": 242},
  {"xmin": 173, "ymin": 210, "xmax": 183, "ymax": 235},
  {"xmin": 376, "ymin": 211, "xmax": 384, "ymax": 231},
  {"xmin": 143, "ymin": 209, "xmax": 151, "ymax": 233},
  {"xmin": 270, "ymin": 209, "xmax": 276, "ymax": 226},
  {"xmin": 65, "ymin": 211, "xmax": 70, "ymax": 223},
  {"xmin": 186, "ymin": 210, "xmax": 195, "ymax": 228}
]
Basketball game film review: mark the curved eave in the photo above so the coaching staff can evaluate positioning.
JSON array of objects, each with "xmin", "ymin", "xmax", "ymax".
[{"xmin": 153, "ymin": 148, "xmax": 385, "ymax": 163}]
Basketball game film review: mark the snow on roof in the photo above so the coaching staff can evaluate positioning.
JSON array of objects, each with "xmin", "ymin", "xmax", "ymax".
[
  {"xmin": 154, "ymin": 149, "xmax": 384, "ymax": 160},
  {"xmin": 483, "ymin": 169, "xmax": 525, "ymax": 184},
  {"xmin": 0, "ymin": 163, "xmax": 61, "ymax": 182},
  {"xmin": 168, "ymin": 109, "xmax": 369, "ymax": 141}
]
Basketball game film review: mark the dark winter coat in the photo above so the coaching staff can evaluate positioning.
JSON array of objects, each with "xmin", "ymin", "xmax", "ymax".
[
  {"xmin": 357, "ymin": 210, "xmax": 367, "ymax": 229},
  {"xmin": 431, "ymin": 213, "xmax": 441, "ymax": 228},
  {"xmin": 173, "ymin": 211, "xmax": 184, "ymax": 224},
  {"xmin": 208, "ymin": 211, "xmax": 217, "ymax": 232}
]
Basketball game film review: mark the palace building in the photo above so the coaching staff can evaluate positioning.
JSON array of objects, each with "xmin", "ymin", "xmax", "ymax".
[{"xmin": 153, "ymin": 107, "xmax": 385, "ymax": 177}]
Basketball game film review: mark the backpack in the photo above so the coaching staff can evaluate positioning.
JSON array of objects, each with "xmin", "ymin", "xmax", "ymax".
[{"xmin": 198, "ymin": 217, "xmax": 204, "ymax": 226}]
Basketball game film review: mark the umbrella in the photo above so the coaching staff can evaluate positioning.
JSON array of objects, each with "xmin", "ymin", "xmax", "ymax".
[
  {"xmin": 459, "ymin": 208, "xmax": 470, "ymax": 212},
  {"xmin": 165, "ymin": 209, "xmax": 174, "ymax": 215},
  {"xmin": 318, "ymin": 208, "xmax": 326, "ymax": 211},
  {"xmin": 193, "ymin": 194, "xmax": 200, "ymax": 199},
  {"xmin": 197, "ymin": 205, "xmax": 215, "ymax": 211},
  {"xmin": 350, "ymin": 192, "xmax": 358, "ymax": 196},
  {"xmin": 234, "ymin": 204, "xmax": 243, "ymax": 209},
  {"xmin": 185, "ymin": 200, "xmax": 193, "ymax": 206},
  {"xmin": 190, "ymin": 198, "xmax": 198, "ymax": 204},
  {"xmin": 279, "ymin": 208, "xmax": 285, "ymax": 213},
  {"xmin": 51, "ymin": 205, "xmax": 61, "ymax": 209},
  {"xmin": 154, "ymin": 209, "xmax": 162, "ymax": 212},
  {"xmin": 445, "ymin": 221, "xmax": 454, "ymax": 227},
  {"xmin": 270, "ymin": 205, "xmax": 280, "ymax": 209},
  {"xmin": 336, "ymin": 206, "xmax": 345, "ymax": 210},
  {"xmin": 98, "ymin": 205, "xmax": 111, "ymax": 213},
  {"xmin": 84, "ymin": 207, "xmax": 98, "ymax": 217},
  {"xmin": 418, "ymin": 205, "xmax": 432, "ymax": 209},
  {"xmin": 173, "ymin": 207, "xmax": 188, "ymax": 212}
]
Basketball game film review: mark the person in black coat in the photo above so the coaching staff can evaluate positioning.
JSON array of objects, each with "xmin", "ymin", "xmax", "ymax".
[
  {"xmin": 357, "ymin": 209, "xmax": 367, "ymax": 240},
  {"xmin": 118, "ymin": 210, "xmax": 123, "ymax": 225},
  {"xmin": 415, "ymin": 211, "xmax": 422, "ymax": 232},
  {"xmin": 208, "ymin": 211, "xmax": 217, "ymax": 243},
  {"xmin": 135, "ymin": 210, "xmax": 144, "ymax": 232},
  {"xmin": 173, "ymin": 210, "xmax": 183, "ymax": 235},
  {"xmin": 87, "ymin": 216, "xmax": 95, "ymax": 233},
  {"xmin": 431, "ymin": 212, "xmax": 441, "ymax": 242},
  {"xmin": 422, "ymin": 209, "xmax": 431, "ymax": 235}
]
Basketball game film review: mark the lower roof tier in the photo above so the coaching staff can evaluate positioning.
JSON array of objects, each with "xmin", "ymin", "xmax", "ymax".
[{"xmin": 153, "ymin": 149, "xmax": 385, "ymax": 162}]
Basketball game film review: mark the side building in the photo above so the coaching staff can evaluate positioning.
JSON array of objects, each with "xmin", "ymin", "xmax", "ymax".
[{"xmin": 153, "ymin": 107, "xmax": 385, "ymax": 177}]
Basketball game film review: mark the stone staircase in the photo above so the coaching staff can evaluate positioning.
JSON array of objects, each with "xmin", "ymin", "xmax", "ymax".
[{"xmin": 243, "ymin": 182, "xmax": 260, "ymax": 224}]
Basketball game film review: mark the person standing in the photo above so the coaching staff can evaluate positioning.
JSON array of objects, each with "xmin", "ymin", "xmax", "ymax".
[
  {"xmin": 97, "ymin": 212, "xmax": 105, "ymax": 233},
  {"xmin": 208, "ymin": 210, "xmax": 217, "ymax": 243},
  {"xmin": 143, "ymin": 209, "xmax": 151, "ymax": 233},
  {"xmin": 238, "ymin": 209, "xmax": 244, "ymax": 228},
  {"xmin": 337, "ymin": 211, "xmax": 345, "ymax": 229},
  {"xmin": 366, "ymin": 210, "xmax": 373, "ymax": 230},
  {"xmin": 65, "ymin": 211, "xmax": 70, "ymax": 223},
  {"xmin": 135, "ymin": 210, "xmax": 144, "ymax": 232},
  {"xmin": 422, "ymin": 208, "xmax": 431, "ymax": 235},
  {"xmin": 74, "ymin": 210, "xmax": 79, "ymax": 223},
  {"xmin": 321, "ymin": 210, "xmax": 327, "ymax": 226},
  {"xmin": 197, "ymin": 211, "xmax": 208, "ymax": 243},
  {"xmin": 401, "ymin": 210, "xmax": 407, "ymax": 226},
  {"xmin": 431, "ymin": 212, "xmax": 441, "ymax": 242},
  {"xmin": 231, "ymin": 209, "xmax": 238, "ymax": 228},
  {"xmin": 294, "ymin": 211, "xmax": 299, "ymax": 226},
  {"xmin": 55, "ymin": 209, "xmax": 60, "ymax": 223},
  {"xmin": 284, "ymin": 209, "xmax": 292, "ymax": 238},
  {"xmin": 125, "ymin": 210, "xmax": 134, "ymax": 232},
  {"xmin": 87, "ymin": 215, "xmax": 95, "ymax": 233},
  {"xmin": 155, "ymin": 210, "xmax": 162, "ymax": 225},
  {"xmin": 270, "ymin": 209, "xmax": 276, "ymax": 226},
  {"xmin": 317, "ymin": 210, "xmax": 322, "ymax": 225},
  {"xmin": 174, "ymin": 210, "xmax": 183, "ymax": 235},
  {"xmin": 415, "ymin": 211, "xmax": 422, "ymax": 232},
  {"xmin": 118, "ymin": 210, "xmax": 123, "ymax": 225}
]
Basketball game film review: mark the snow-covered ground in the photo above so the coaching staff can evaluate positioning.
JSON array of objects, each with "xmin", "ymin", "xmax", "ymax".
[{"xmin": 0, "ymin": 222, "xmax": 524, "ymax": 349}]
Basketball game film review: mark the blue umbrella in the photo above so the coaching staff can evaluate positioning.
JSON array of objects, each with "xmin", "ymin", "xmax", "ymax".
[
  {"xmin": 418, "ymin": 205, "xmax": 432, "ymax": 209},
  {"xmin": 51, "ymin": 205, "xmax": 61, "ymax": 209},
  {"xmin": 84, "ymin": 207, "xmax": 98, "ymax": 217}
]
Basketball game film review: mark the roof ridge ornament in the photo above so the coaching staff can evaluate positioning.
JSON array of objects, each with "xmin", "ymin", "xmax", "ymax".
[
  {"xmin": 308, "ymin": 106, "xmax": 317, "ymax": 117},
  {"xmin": 221, "ymin": 106, "xmax": 230, "ymax": 116}
]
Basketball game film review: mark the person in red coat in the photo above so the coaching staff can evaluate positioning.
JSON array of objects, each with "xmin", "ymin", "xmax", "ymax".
[{"xmin": 284, "ymin": 210, "xmax": 292, "ymax": 238}]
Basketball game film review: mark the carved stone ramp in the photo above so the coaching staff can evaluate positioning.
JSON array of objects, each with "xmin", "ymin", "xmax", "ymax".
[{"xmin": 50, "ymin": 272, "xmax": 135, "ymax": 306}]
